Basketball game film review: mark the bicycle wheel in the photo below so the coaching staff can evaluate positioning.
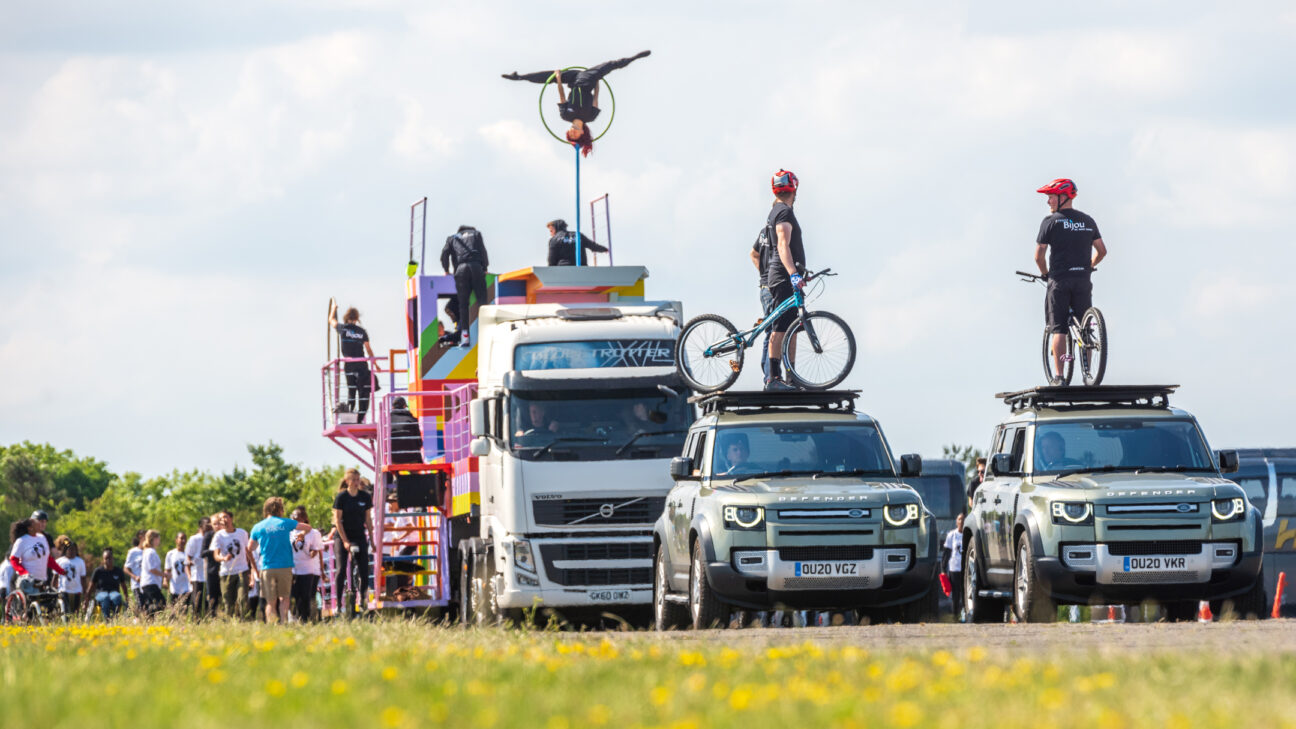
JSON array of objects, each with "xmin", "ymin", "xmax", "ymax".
[
  {"xmin": 1079, "ymin": 307, "xmax": 1107, "ymax": 386},
  {"xmin": 1041, "ymin": 328, "xmax": 1073, "ymax": 386},
  {"xmin": 676, "ymin": 314, "xmax": 743, "ymax": 393},
  {"xmin": 4, "ymin": 591, "xmax": 28, "ymax": 625},
  {"xmin": 783, "ymin": 311, "xmax": 856, "ymax": 390}
]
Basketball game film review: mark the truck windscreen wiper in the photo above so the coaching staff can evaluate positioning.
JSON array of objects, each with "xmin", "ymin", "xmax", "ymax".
[
  {"xmin": 528, "ymin": 437, "xmax": 606, "ymax": 458},
  {"xmin": 812, "ymin": 469, "xmax": 895, "ymax": 479},
  {"xmin": 734, "ymin": 469, "xmax": 823, "ymax": 484},
  {"xmin": 614, "ymin": 430, "xmax": 683, "ymax": 456}
]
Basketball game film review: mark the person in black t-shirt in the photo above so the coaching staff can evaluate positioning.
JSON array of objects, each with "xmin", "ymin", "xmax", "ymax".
[
  {"xmin": 1033, "ymin": 178, "xmax": 1108, "ymax": 384},
  {"xmin": 89, "ymin": 549, "xmax": 129, "ymax": 619},
  {"xmin": 332, "ymin": 468, "xmax": 373, "ymax": 618},
  {"xmin": 546, "ymin": 219, "xmax": 608, "ymax": 266},
  {"xmin": 503, "ymin": 51, "xmax": 650, "ymax": 156},
  {"xmin": 440, "ymin": 225, "xmax": 490, "ymax": 348},
  {"xmin": 389, "ymin": 397, "xmax": 423, "ymax": 464},
  {"xmin": 328, "ymin": 302, "xmax": 378, "ymax": 421},
  {"xmin": 763, "ymin": 169, "xmax": 806, "ymax": 391}
]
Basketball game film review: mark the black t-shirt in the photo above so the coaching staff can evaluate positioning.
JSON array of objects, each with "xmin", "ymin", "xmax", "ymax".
[
  {"xmin": 202, "ymin": 530, "xmax": 220, "ymax": 580},
  {"xmin": 764, "ymin": 202, "xmax": 805, "ymax": 289},
  {"xmin": 1036, "ymin": 209, "xmax": 1101, "ymax": 280},
  {"xmin": 333, "ymin": 489, "xmax": 373, "ymax": 542},
  {"xmin": 752, "ymin": 225, "xmax": 774, "ymax": 287},
  {"xmin": 89, "ymin": 566, "xmax": 128, "ymax": 594},
  {"xmin": 547, "ymin": 232, "xmax": 609, "ymax": 266},
  {"xmin": 335, "ymin": 323, "xmax": 369, "ymax": 358}
]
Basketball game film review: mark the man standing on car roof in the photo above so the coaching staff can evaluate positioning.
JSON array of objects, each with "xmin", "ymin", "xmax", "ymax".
[
  {"xmin": 764, "ymin": 169, "xmax": 806, "ymax": 391},
  {"xmin": 1034, "ymin": 178, "xmax": 1106, "ymax": 385}
]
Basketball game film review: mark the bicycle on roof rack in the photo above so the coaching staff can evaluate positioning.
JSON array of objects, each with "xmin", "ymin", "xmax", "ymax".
[
  {"xmin": 1016, "ymin": 271, "xmax": 1107, "ymax": 387},
  {"xmin": 675, "ymin": 268, "xmax": 856, "ymax": 393}
]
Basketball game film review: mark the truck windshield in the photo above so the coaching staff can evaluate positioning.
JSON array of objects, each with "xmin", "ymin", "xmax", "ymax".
[
  {"xmin": 509, "ymin": 390, "xmax": 690, "ymax": 461},
  {"xmin": 1033, "ymin": 418, "xmax": 1214, "ymax": 476},
  {"xmin": 711, "ymin": 423, "xmax": 893, "ymax": 479}
]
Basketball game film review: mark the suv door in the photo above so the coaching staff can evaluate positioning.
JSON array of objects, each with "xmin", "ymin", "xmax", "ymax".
[
  {"xmin": 985, "ymin": 424, "xmax": 1027, "ymax": 581},
  {"xmin": 668, "ymin": 429, "xmax": 710, "ymax": 589}
]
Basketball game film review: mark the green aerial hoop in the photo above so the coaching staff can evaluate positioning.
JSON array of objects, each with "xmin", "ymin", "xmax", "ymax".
[{"xmin": 538, "ymin": 66, "xmax": 616, "ymax": 143}]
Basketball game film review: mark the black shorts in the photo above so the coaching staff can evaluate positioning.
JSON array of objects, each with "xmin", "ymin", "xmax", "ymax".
[
  {"xmin": 1045, "ymin": 277, "xmax": 1093, "ymax": 334},
  {"xmin": 767, "ymin": 281, "xmax": 797, "ymax": 333}
]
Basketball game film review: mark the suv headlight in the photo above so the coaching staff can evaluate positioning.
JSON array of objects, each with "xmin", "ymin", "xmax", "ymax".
[
  {"xmin": 883, "ymin": 503, "xmax": 919, "ymax": 528},
  {"xmin": 723, "ymin": 505, "xmax": 764, "ymax": 530},
  {"xmin": 1050, "ymin": 501, "xmax": 1093, "ymax": 525},
  {"xmin": 513, "ymin": 539, "xmax": 536, "ymax": 572},
  {"xmin": 1211, "ymin": 497, "xmax": 1246, "ymax": 522}
]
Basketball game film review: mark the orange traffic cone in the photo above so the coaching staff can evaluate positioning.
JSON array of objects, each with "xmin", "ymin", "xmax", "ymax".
[
  {"xmin": 1198, "ymin": 600, "xmax": 1213, "ymax": 622},
  {"xmin": 1273, "ymin": 572, "xmax": 1287, "ymax": 619}
]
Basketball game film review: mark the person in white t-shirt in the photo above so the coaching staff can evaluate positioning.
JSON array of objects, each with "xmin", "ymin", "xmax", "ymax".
[
  {"xmin": 165, "ymin": 531, "xmax": 192, "ymax": 609},
  {"xmin": 55, "ymin": 540, "xmax": 88, "ymax": 616},
  {"xmin": 138, "ymin": 530, "xmax": 166, "ymax": 616},
  {"xmin": 8, "ymin": 517, "xmax": 66, "ymax": 598},
  {"xmin": 942, "ymin": 513, "xmax": 965, "ymax": 622},
  {"xmin": 288, "ymin": 506, "xmax": 325, "ymax": 622},
  {"xmin": 0, "ymin": 559, "xmax": 15, "ymax": 608},
  {"xmin": 122, "ymin": 529, "xmax": 146, "ymax": 609},
  {"xmin": 185, "ymin": 517, "xmax": 211, "ymax": 619},
  {"xmin": 211, "ymin": 511, "xmax": 257, "ymax": 619}
]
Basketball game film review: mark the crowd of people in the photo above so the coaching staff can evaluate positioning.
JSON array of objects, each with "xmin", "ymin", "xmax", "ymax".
[{"xmin": 1, "ymin": 470, "xmax": 388, "ymax": 623}]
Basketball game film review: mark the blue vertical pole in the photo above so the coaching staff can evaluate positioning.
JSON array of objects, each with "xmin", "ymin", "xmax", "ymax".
[{"xmin": 574, "ymin": 144, "xmax": 583, "ymax": 267}]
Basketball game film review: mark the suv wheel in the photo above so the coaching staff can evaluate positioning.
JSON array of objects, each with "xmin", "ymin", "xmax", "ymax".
[
  {"xmin": 653, "ymin": 547, "xmax": 688, "ymax": 630},
  {"xmin": 1214, "ymin": 571, "xmax": 1268, "ymax": 621},
  {"xmin": 897, "ymin": 572, "xmax": 941, "ymax": 623},
  {"xmin": 1013, "ymin": 536, "xmax": 1056, "ymax": 623},
  {"xmin": 689, "ymin": 539, "xmax": 729, "ymax": 629},
  {"xmin": 963, "ymin": 538, "xmax": 1001, "ymax": 623}
]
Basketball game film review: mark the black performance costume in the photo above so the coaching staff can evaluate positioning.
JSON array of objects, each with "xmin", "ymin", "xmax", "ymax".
[
  {"xmin": 547, "ymin": 229, "xmax": 608, "ymax": 266},
  {"xmin": 389, "ymin": 401, "xmax": 423, "ymax": 464},
  {"xmin": 1037, "ymin": 209, "xmax": 1101, "ymax": 334},
  {"xmin": 504, "ymin": 51, "xmax": 650, "ymax": 123},
  {"xmin": 764, "ymin": 201, "xmax": 806, "ymax": 333},
  {"xmin": 333, "ymin": 489, "xmax": 372, "ymax": 616},
  {"xmin": 335, "ymin": 322, "xmax": 372, "ymax": 420},
  {"xmin": 440, "ymin": 227, "xmax": 490, "ymax": 338}
]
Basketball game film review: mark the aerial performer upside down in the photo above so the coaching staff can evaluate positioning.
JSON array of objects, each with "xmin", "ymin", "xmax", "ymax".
[{"xmin": 502, "ymin": 50, "xmax": 650, "ymax": 156}]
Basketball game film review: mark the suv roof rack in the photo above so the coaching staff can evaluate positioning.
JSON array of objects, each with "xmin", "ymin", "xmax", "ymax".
[
  {"xmin": 691, "ymin": 389, "xmax": 858, "ymax": 415},
  {"xmin": 996, "ymin": 385, "xmax": 1179, "ymax": 411}
]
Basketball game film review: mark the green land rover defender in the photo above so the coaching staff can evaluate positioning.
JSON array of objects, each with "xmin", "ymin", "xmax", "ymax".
[
  {"xmin": 651, "ymin": 390, "xmax": 939, "ymax": 630},
  {"xmin": 963, "ymin": 385, "xmax": 1264, "ymax": 623}
]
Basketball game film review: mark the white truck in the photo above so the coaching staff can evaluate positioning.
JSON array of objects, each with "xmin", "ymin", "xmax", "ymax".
[{"xmin": 460, "ymin": 300, "xmax": 690, "ymax": 623}]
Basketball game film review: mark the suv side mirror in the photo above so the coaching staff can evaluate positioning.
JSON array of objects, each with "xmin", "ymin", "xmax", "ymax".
[
  {"xmin": 899, "ymin": 454, "xmax": 923, "ymax": 477},
  {"xmin": 669, "ymin": 457, "xmax": 694, "ymax": 481},
  {"xmin": 990, "ymin": 453, "xmax": 1015, "ymax": 477},
  {"xmin": 469, "ymin": 399, "xmax": 486, "ymax": 438},
  {"xmin": 1218, "ymin": 450, "xmax": 1240, "ymax": 474}
]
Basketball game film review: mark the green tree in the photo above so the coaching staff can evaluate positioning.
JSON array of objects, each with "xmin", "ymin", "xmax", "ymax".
[
  {"xmin": 942, "ymin": 443, "xmax": 987, "ymax": 482},
  {"xmin": 0, "ymin": 442, "xmax": 114, "ymax": 530}
]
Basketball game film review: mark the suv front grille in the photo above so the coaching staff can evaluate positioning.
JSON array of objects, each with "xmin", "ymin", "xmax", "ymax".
[
  {"xmin": 1106, "ymin": 541, "xmax": 1203, "ymax": 556},
  {"xmin": 778, "ymin": 546, "xmax": 874, "ymax": 561},
  {"xmin": 532, "ymin": 497, "xmax": 665, "ymax": 527}
]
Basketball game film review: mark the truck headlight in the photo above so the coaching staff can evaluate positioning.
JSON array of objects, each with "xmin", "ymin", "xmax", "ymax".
[
  {"xmin": 1050, "ymin": 502, "xmax": 1093, "ymax": 525},
  {"xmin": 883, "ymin": 503, "xmax": 919, "ymax": 528},
  {"xmin": 1211, "ymin": 497, "xmax": 1245, "ymax": 522},
  {"xmin": 723, "ymin": 505, "xmax": 764, "ymax": 530},
  {"xmin": 513, "ymin": 540, "xmax": 536, "ymax": 572}
]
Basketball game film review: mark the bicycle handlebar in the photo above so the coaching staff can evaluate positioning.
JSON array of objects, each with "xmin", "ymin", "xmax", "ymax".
[
  {"xmin": 805, "ymin": 268, "xmax": 835, "ymax": 281},
  {"xmin": 1015, "ymin": 270, "xmax": 1046, "ymax": 283}
]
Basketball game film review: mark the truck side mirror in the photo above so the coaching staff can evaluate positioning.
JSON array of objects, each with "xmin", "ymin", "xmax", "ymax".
[
  {"xmin": 669, "ymin": 457, "xmax": 693, "ymax": 481},
  {"xmin": 1218, "ymin": 450, "xmax": 1239, "ymax": 474},
  {"xmin": 470, "ymin": 437, "xmax": 491, "ymax": 458},
  {"xmin": 990, "ymin": 453, "xmax": 1014, "ymax": 477},
  {"xmin": 899, "ymin": 454, "xmax": 923, "ymax": 477},
  {"xmin": 469, "ymin": 399, "xmax": 486, "ymax": 438}
]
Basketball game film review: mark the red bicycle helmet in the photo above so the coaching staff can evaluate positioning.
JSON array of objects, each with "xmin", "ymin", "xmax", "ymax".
[
  {"xmin": 1036, "ymin": 178, "xmax": 1077, "ymax": 199},
  {"xmin": 772, "ymin": 169, "xmax": 799, "ymax": 195}
]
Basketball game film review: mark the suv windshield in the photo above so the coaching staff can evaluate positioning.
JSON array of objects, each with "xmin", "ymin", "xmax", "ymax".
[
  {"xmin": 710, "ymin": 423, "xmax": 893, "ymax": 478},
  {"xmin": 509, "ymin": 389, "xmax": 690, "ymax": 461},
  {"xmin": 1032, "ymin": 418, "xmax": 1214, "ymax": 475}
]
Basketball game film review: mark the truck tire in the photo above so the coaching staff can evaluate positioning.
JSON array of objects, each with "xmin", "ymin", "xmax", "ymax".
[
  {"xmin": 458, "ymin": 546, "xmax": 475, "ymax": 626},
  {"xmin": 653, "ymin": 546, "xmax": 688, "ymax": 631},
  {"xmin": 689, "ymin": 539, "xmax": 729, "ymax": 629},
  {"xmin": 963, "ymin": 538, "xmax": 1001, "ymax": 624},
  {"xmin": 1013, "ymin": 535, "xmax": 1056, "ymax": 623}
]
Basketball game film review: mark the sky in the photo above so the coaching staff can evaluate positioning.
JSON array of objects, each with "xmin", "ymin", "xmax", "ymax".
[{"xmin": 3, "ymin": 1, "xmax": 1295, "ymax": 477}]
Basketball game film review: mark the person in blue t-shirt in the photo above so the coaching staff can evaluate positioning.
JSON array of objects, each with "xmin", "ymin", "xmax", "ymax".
[{"xmin": 249, "ymin": 496, "xmax": 300, "ymax": 624}]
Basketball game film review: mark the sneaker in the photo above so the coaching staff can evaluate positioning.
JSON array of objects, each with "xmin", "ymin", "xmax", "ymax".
[
  {"xmin": 458, "ymin": 331, "xmax": 471, "ymax": 348},
  {"xmin": 764, "ymin": 378, "xmax": 797, "ymax": 392}
]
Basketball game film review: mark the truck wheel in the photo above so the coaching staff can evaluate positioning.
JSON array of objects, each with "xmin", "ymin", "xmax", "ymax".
[
  {"xmin": 458, "ymin": 546, "xmax": 476, "ymax": 626},
  {"xmin": 653, "ymin": 547, "xmax": 688, "ymax": 631},
  {"xmin": 689, "ymin": 539, "xmax": 729, "ymax": 629},
  {"xmin": 477, "ymin": 548, "xmax": 500, "ymax": 626},
  {"xmin": 963, "ymin": 538, "xmax": 1001, "ymax": 624},
  {"xmin": 1013, "ymin": 536, "xmax": 1056, "ymax": 623}
]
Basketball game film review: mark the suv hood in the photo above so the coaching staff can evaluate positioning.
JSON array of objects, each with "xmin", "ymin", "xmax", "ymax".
[
  {"xmin": 1031, "ymin": 472, "xmax": 1244, "ymax": 502},
  {"xmin": 712, "ymin": 478, "xmax": 918, "ymax": 505}
]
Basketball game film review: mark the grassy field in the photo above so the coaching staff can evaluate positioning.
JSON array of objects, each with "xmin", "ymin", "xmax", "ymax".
[{"xmin": 4, "ymin": 620, "xmax": 1296, "ymax": 729}]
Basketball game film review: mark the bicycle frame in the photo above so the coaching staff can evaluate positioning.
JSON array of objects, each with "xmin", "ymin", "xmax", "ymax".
[{"xmin": 701, "ymin": 285, "xmax": 808, "ymax": 357}]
